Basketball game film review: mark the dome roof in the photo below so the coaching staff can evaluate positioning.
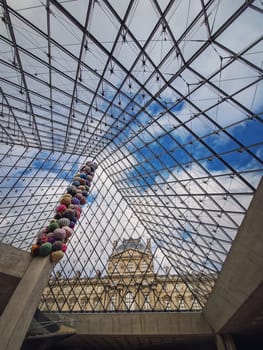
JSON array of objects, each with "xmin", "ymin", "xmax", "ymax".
[{"xmin": 114, "ymin": 238, "xmax": 147, "ymax": 254}]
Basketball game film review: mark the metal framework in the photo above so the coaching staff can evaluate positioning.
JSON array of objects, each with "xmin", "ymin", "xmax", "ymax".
[{"xmin": 0, "ymin": 0, "xmax": 262, "ymax": 312}]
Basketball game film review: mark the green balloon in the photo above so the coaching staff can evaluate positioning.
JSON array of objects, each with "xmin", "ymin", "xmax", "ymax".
[{"xmin": 39, "ymin": 242, "xmax": 53, "ymax": 256}]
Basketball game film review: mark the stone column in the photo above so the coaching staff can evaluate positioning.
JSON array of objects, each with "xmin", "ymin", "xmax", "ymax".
[{"xmin": 0, "ymin": 256, "xmax": 53, "ymax": 350}]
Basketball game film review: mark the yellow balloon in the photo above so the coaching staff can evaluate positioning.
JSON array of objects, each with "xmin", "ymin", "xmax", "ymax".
[{"xmin": 50, "ymin": 250, "xmax": 64, "ymax": 263}]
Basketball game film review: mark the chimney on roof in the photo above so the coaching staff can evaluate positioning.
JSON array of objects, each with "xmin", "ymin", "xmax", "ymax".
[{"xmin": 112, "ymin": 240, "xmax": 118, "ymax": 253}]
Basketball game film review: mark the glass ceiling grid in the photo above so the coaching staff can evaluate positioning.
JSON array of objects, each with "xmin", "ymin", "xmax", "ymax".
[
  {"xmin": 100, "ymin": 156, "xmax": 229, "ymax": 305},
  {"xmin": 98, "ymin": 116, "xmax": 254, "ymax": 237},
  {"xmin": 0, "ymin": 0, "xmax": 262, "ymax": 312}
]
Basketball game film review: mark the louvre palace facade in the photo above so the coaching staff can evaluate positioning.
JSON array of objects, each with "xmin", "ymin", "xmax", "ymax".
[{"xmin": 41, "ymin": 238, "xmax": 211, "ymax": 312}]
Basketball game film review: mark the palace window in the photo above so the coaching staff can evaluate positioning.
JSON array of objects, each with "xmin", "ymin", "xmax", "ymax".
[
  {"xmin": 93, "ymin": 297, "xmax": 101, "ymax": 311},
  {"xmin": 113, "ymin": 262, "xmax": 118, "ymax": 272},
  {"xmin": 57, "ymin": 296, "xmax": 65, "ymax": 305},
  {"xmin": 68, "ymin": 296, "xmax": 76, "ymax": 309},
  {"xmin": 109, "ymin": 294, "xmax": 116, "ymax": 311},
  {"xmin": 97, "ymin": 285, "xmax": 103, "ymax": 293},
  {"xmin": 127, "ymin": 262, "xmax": 135, "ymax": 272},
  {"xmin": 141, "ymin": 260, "xmax": 148, "ymax": 272},
  {"xmin": 143, "ymin": 294, "xmax": 151, "ymax": 310},
  {"xmin": 179, "ymin": 297, "xmax": 186, "ymax": 310},
  {"xmin": 163, "ymin": 296, "xmax": 171, "ymax": 310},
  {"xmin": 81, "ymin": 297, "xmax": 89, "ymax": 308},
  {"xmin": 46, "ymin": 297, "xmax": 53, "ymax": 308},
  {"xmin": 125, "ymin": 292, "xmax": 134, "ymax": 310}
]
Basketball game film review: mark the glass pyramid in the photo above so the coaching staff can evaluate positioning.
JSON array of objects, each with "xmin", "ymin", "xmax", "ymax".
[{"xmin": 0, "ymin": 0, "xmax": 262, "ymax": 312}]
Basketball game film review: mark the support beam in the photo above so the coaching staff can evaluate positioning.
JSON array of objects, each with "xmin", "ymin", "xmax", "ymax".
[
  {"xmin": 203, "ymin": 178, "xmax": 263, "ymax": 332},
  {"xmin": 0, "ymin": 255, "xmax": 53, "ymax": 350},
  {"xmin": 0, "ymin": 244, "xmax": 32, "ymax": 316},
  {"xmin": 0, "ymin": 243, "xmax": 32, "ymax": 279}
]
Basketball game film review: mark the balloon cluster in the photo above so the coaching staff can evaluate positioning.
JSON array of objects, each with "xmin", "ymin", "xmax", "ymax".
[{"xmin": 31, "ymin": 161, "xmax": 97, "ymax": 263}]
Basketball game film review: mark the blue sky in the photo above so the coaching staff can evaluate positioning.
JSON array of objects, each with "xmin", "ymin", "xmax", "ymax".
[
  {"xmin": 120, "ymin": 87, "xmax": 263, "ymax": 189},
  {"xmin": 0, "ymin": 150, "xmax": 87, "ymax": 196}
]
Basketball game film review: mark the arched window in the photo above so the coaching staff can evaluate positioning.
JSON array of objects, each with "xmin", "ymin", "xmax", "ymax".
[
  {"xmin": 109, "ymin": 294, "xmax": 116, "ymax": 311},
  {"xmin": 57, "ymin": 296, "xmax": 65, "ymax": 306},
  {"xmin": 93, "ymin": 297, "xmax": 101, "ymax": 311},
  {"xmin": 97, "ymin": 285, "xmax": 103, "ymax": 293},
  {"xmin": 125, "ymin": 292, "xmax": 134, "ymax": 310},
  {"xmin": 81, "ymin": 296, "xmax": 89, "ymax": 308},
  {"xmin": 69, "ymin": 296, "xmax": 76, "ymax": 305},
  {"xmin": 163, "ymin": 296, "xmax": 171, "ymax": 310},
  {"xmin": 46, "ymin": 297, "xmax": 53, "ymax": 308}
]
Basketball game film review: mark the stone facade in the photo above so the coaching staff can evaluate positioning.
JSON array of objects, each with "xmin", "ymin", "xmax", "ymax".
[{"xmin": 41, "ymin": 238, "xmax": 209, "ymax": 312}]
